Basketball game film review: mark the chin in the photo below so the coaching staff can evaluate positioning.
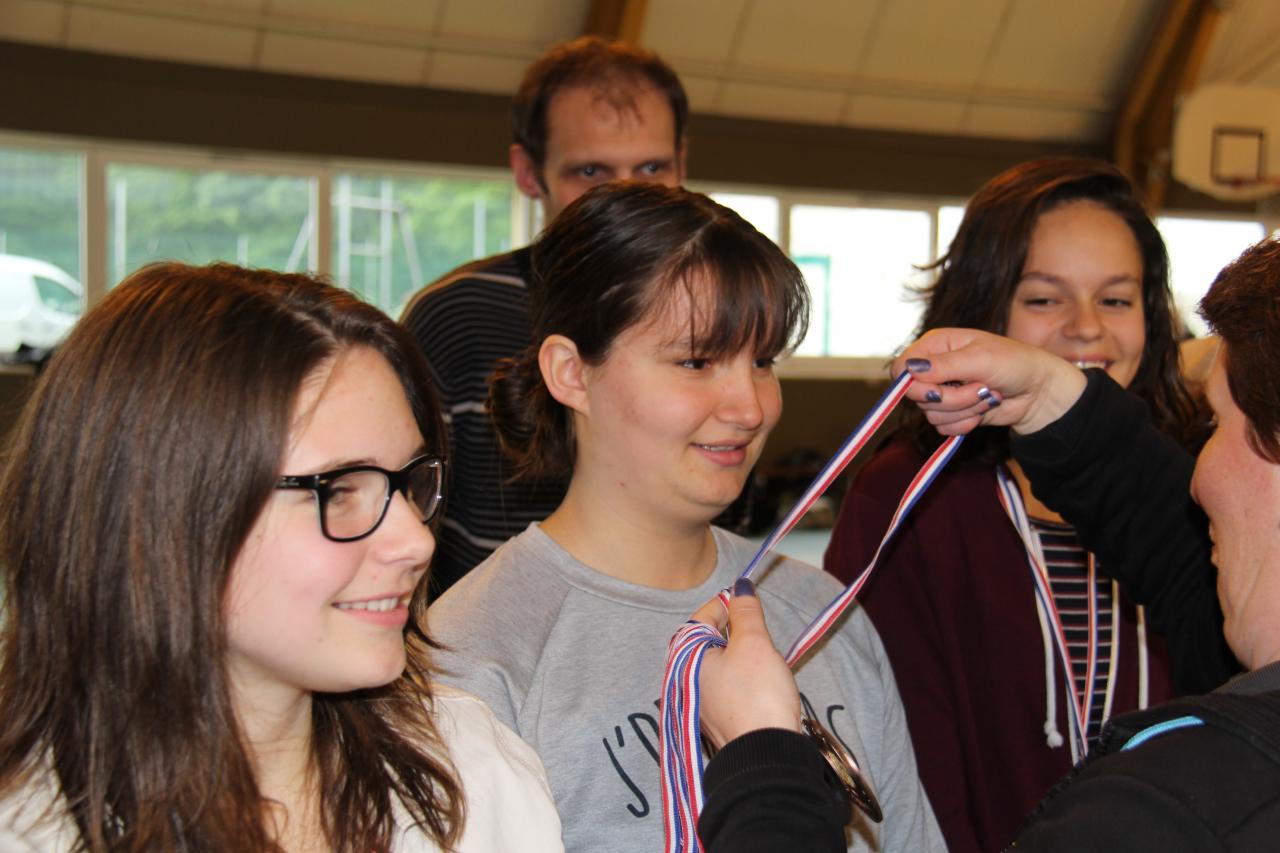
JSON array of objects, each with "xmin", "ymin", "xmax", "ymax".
[
  {"xmin": 338, "ymin": 655, "xmax": 409, "ymax": 693},
  {"xmin": 704, "ymin": 501, "xmax": 744, "ymax": 528},
  {"xmin": 1105, "ymin": 366, "xmax": 1140, "ymax": 389}
]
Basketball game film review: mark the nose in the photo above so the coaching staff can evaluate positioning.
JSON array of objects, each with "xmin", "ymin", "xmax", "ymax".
[
  {"xmin": 1189, "ymin": 445, "xmax": 1210, "ymax": 509},
  {"xmin": 717, "ymin": 359, "xmax": 767, "ymax": 431},
  {"xmin": 1063, "ymin": 298, "xmax": 1104, "ymax": 340},
  {"xmin": 375, "ymin": 491, "xmax": 436, "ymax": 567}
]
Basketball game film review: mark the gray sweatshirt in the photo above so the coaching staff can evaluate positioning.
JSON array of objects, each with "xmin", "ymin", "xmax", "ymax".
[{"xmin": 427, "ymin": 524, "xmax": 944, "ymax": 853}]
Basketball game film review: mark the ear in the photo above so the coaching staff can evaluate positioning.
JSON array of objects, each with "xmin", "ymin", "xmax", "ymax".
[
  {"xmin": 510, "ymin": 144, "xmax": 545, "ymax": 201},
  {"xmin": 539, "ymin": 334, "xmax": 589, "ymax": 416}
]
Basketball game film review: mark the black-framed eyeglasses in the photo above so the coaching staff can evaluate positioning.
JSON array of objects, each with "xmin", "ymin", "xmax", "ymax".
[{"xmin": 276, "ymin": 454, "xmax": 445, "ymax": 543}]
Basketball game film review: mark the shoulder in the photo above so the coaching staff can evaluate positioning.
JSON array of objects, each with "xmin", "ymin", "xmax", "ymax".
[
  {"xmin": 426, "ymin": 528, "xmax": 572, "ymax": 692},
  {"xmin": 851, "ymin": 437, "xmax": 929, "ymax": 490},
  {"xmin": 430, "ymin": 685, "xmax": 548, "ymax": 780},
  {"xmin": 400, "ymin": 248, "xmax": 531, "ymax": 321},
  {"xmin": 423, "ymin": 686, "xmax": 564, "ymax": 853},
  {"xmin": 834, "ymin": 439, "xmax": 1004, "ymax": 562},
  {"xmin": 714, "ymin": 529, "xmax": 878, "ymax": 642},
  {"xmin": 429, "ymin": 527, "xmax": 569, "ymax": 639},
  {"xmin": 0, "ymin": 767, "xmax": 77, "ymax": 851},
  {"xmin": 1017, "ymin": 693, "xmax": 1280, "ymax": 851},
  {"xmin": 851, "ymin": 436, "xmax": 994, "ymax": 502},
  {"xmin": 714, "ymin": 528, "xmax": 840, "ymax": 600}
]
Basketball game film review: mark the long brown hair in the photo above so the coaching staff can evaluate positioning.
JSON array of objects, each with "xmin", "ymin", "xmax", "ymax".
[
  {"xmin": 0, "ymin": 263, "xmax": 463, "ymax": 851},
  {"xmin": 903, "ymin": 156, "xmax": 1201, "ymax": 462}
]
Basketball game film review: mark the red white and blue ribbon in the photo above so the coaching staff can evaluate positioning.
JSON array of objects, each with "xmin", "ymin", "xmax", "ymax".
[
  {"xmin": 658, "ymin": 621, "xmax": 727, "ymax": 852},
  {"xmin": 995, "ymin": 467, "xmax": 1096, "ymax": 761},
  {"xmin": 658, "ymin": 370, "xmax": 964, "ymax": 852}
]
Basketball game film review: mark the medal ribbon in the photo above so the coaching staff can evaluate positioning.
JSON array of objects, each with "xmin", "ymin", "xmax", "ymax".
[
  {"xmin": 658, "ymin": 371, "xmax": 964, "ymax": 852},
  {"xmin": 995, "ymin": 467, "xmax": 1096, "ymax": 760}
]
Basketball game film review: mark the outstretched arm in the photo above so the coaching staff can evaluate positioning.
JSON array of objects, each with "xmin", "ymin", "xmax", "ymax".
[{"xmin": 890, "ymin": 328, "xmax": 1238, "ymax": 692}]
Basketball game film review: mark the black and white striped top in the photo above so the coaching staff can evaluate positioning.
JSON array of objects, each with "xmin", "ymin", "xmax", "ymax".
[
  {"xmin": 1031, "ymin": 517, "xmax": 1115, "ymax": 738},
  {"xmin": 400, "ymin": 248, "xmax": 568, "ymax": 597}
]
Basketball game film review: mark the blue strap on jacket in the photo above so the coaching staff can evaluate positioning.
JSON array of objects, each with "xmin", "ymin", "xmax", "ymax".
[{"xmin": 1120, "ymin": 715, "xmax": 1205, "ymax": 751}]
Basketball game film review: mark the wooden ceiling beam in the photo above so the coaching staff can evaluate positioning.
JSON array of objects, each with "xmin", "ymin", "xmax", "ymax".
[
  {"xmin": 583, "ymin": 0, "xmax": 650, "ymax": 43},
  {"xmin": 1112, "ymin": 0, "xmax": 1223, "ymax": 212}
]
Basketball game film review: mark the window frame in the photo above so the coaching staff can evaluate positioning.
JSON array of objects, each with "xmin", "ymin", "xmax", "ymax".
[
  {"xmin": 4, "ymin": 130, "xmax": 1272, "ymax": 381},
  {"xmin": 691, "ymin": 178, "xmax": 967, "ymax": 379},
  {"xmin": 0, "ymin": 130, "xmax": 527, "ymax": 315}
]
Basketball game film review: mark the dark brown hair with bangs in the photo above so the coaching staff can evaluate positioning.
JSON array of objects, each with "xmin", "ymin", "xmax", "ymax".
[
  {"xmin": 490, "ymin": 182, "xmax": 808, "ymax": 479},
  {"xmin": 1199, "ymin": 235, "xmax": 1280, "ymax": 463},
  {"xmin": 0, "ymin": 263, "xmax": 463, "ymax": 851}
]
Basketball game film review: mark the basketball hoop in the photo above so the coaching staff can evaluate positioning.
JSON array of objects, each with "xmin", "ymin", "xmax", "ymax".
[{"xmin": 1173, "ymin": 84, "xmax": 1280, "ymax": 201}]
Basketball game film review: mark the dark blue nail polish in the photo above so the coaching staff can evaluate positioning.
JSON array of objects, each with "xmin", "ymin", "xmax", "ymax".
[
  {"xmin": 976, "ymin": 386, "xmax": 993, "ymax": 401},
  {"xmin": 906, "ymin": 358, "xmax": 932, "ymax": 373},
  {"xmin": 986, "ymin": 392, "xmax": 1002, "ymax": 408},
  {"xmin": 924, "ymin": 390, "xmax": 942, "ymax": 403},
  {"xmin": 733, "ymin": 577, "xmax": 756, "ymax": 597}
]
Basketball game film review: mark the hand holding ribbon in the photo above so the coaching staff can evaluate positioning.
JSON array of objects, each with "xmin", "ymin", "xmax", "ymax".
[
  {"xmin": 892, "ymin": 327, "xmax": 1088, "ymax": 436},
  {"xmin": 692, "ymin": 578, "xmax": 801, "ymax": 750},
  {"xmin": 659, "ymin": 371, "xmax": 964, "ymax": 852}
]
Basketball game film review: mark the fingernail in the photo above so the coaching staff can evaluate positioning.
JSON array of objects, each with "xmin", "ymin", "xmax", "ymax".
[
  {"xmin": 733, "ymin": 578, "xmax": 756, "ymax": 597},
  {"xmin": 986, "ymin": 391, "xmax": 1002, "ymax": 408},
  {"xmin": 924, "ymin": 390, "xmax": 942, "ymax": 403},
  {"xmin": 976, "ymin": 386, "xmax": 993, "ymax": 402},
  {"xmin": 905, "ymin": 358, "xmax": 932, "ymax": 373}
]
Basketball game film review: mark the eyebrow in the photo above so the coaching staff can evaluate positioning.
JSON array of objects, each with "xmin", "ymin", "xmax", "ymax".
[
  {"xmin": 1018, "ymin": 271, "xmax": 1141, "ymax": 287},
  {"xmin": 299, "ymin": 443, "xmax": 430, "ymax": 475}
]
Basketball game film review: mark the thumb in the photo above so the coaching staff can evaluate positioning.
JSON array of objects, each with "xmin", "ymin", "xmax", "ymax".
[
  {"xmin": 726, "ymin": 577, "xmax": 770, "ymax": 642},
  {"xmin": 689, "ymin": 592, "xmax": 730, "ymax": 634}
]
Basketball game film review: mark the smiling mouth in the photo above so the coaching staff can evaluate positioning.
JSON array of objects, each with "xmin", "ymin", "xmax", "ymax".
[
  {"xmin": 334, "ymin": 595, "xmax": 407, "ymax": 612},
  {"xmin": 693, "ymin": 441, "xmax": 750, "ymax": 452}
]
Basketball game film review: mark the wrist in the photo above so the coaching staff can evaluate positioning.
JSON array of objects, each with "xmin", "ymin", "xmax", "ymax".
[{"xmin": 1013, "ymin": 359, "xmax": 1087, "ymax": 435}]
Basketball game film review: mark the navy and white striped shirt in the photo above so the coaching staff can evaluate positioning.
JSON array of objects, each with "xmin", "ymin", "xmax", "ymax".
[{"xmin": 401, "ymin": 248, "xmax": 568, "ymax": 597}]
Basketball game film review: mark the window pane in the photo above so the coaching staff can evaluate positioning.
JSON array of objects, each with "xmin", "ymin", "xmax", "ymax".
[
  {"xmin": 1156, "ymin": 216, "xmax": 1265, "ymax": 337},
  {"xmin": 108, "ymin": 163, "xmax": 313, "ymax": 285},
  {"xmin": 34, "ymin": 275, "xmax": 82, "ymax": 314},
  {"xmin": 937, "ymin": 204, "xmax": 965, "ymax": 259},
  {"xmin": 0, "ymin": 145, "xmax": 83, "ymax": 359},
  {"xmin": 710, "ymin": 193, "xmax": 780, "ymax": 243},
  {"xmin": 332, "ymin": 173, "xmax": 514, "ymax": 316},
  {"xmin": 790, "ymin": 205, "xmax": 932, "ymax": 357}
]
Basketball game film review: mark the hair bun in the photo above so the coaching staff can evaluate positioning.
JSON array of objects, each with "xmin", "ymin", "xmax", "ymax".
[{"xmin": 489, "ymin": 348, "xmax": 565, "ymax": 479}]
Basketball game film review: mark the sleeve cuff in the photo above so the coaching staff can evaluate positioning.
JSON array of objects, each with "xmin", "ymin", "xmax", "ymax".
[
  {"xmin": 703, "ymin": 728, "xmax": 825, "ymax": 794},
  {"xmin": 1012, "ymin": 368, "xmax": 1136, "ymax": 468}
]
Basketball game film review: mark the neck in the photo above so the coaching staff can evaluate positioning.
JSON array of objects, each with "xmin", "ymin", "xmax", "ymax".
[
  {"xmin": 542, "ymin": 476, "xmax": 719, "ymax": 590},
  {"xmin": 1007, "ymin": 459, "xmax": 1064, "ymax": 523},
  {"xmin": 231, "ymin": 675, "xmax": 324, "ymax": 850}
]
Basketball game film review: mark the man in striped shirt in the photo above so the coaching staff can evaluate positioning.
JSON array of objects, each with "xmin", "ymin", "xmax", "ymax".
[{"xmin": 401, "ymin": 36, "xmax": 688, "ymax": 595}]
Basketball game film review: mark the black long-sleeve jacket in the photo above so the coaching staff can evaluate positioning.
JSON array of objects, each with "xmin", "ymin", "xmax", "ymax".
[{"xmin": 1012, "ymin": 368, "xmax": 1240, "ymax": 692}]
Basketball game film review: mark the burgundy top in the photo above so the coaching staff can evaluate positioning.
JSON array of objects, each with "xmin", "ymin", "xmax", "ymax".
[{"xmin": 825, "ymin": 437, "xmax": 1175, "ymax": 853}]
